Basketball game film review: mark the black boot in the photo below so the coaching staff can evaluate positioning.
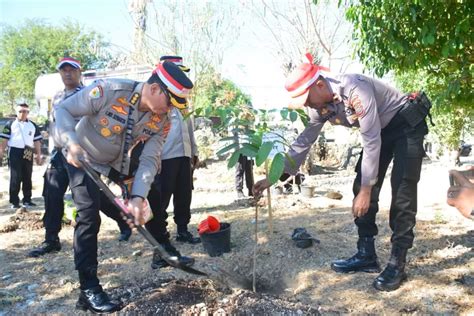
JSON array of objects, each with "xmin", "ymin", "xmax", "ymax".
[
  {"xmin": 28, "ymin": 238, "xmax": 61, "ymax": 257},
  {"xmin": 331, "ymin": 237, "xmax": 381, "ymax": 273},
  {"xmin": 151, "ymin": 241, "xmax": 195, "ymax": 269},
  {"xmin": 176, "ymin": 230, "xmax": 201, "ymax": 244},
  {"xmin": 118, "ymin": 227, "xmax": 132, "ymax": 242},
  {"xmin": 373, "ymin": 246, "xmax": 408, "ymax": 291},
  {"xmin": 76, "ymin": 285, "xmax": 122, "ymax": 313}
]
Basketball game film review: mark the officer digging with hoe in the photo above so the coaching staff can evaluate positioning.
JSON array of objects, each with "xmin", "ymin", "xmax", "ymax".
[
  {"xmin": 254, "ymin": 53, "xmax": 432, "ymax": 292},
  {"xmin": 29, "ymin": 57, "xmax": 132, "ymax": 258},
  {"xmin": 55, "ymin": 61, "xmax": 194, "ymax": 313}
]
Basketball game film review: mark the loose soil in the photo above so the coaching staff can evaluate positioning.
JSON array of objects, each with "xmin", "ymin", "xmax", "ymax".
[{"xmin": 0, "ymin": 157, "xmax": 472, "ymax": 315}]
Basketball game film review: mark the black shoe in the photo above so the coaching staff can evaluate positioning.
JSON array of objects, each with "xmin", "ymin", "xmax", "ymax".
[
  {"xmin": 373, "ymin": 263, "xmax": 407, "ymax": 291},
  {"xmin": 28, "ymin": 239, "xmax": 61, "ymax": 257},
  {"xmin": 176, "ymin": 231, "xmax": 201, "ymax": 244},
  {"xmin": 22, "ymin": 201, "xmax": 37, "ymax": 207},
  {"xmin": 151, "ymin": 242, "xmax": 195, "ymax": 270},
  {"xmin": 373, "ymin": 246, "xmax": 408, "ymax": 291},
  {"xmin": 331, "ymin": 237, "xmax": 381, "ymax": 273},
  {"xmin": 76, "ymin": 285, "xmax": 122, "ymax": 313},
  {"xmin": 118, "ymin": 228, "xmax": 132, "ymax": 242},
  {"xmin": 10, "ymin": 204, "xmax": 21, "ymax": 209}
]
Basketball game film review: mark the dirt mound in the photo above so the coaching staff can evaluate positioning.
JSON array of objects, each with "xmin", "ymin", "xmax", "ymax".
[
  {"xmin": 0, "ymin": 208, "xmax": 43, "ymax": 232},
  {"xmin": 116, "ymin": 277, "xmax": 319, "ymax": 315}
]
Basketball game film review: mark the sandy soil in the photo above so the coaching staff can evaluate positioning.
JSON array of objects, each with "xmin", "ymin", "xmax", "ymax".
[{"xmin": 0, "ymin": 156, "xmax": 472, "ymax": 315}]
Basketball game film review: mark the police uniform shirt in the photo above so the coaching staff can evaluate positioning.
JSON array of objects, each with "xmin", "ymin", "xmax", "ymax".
[
  {"xmin": 55, "ymin": 79, "xmax": 170, "ymax": 198},
  {"xmin": 285, "ymin": 73, "xmax": 408, "ymax": 186},
  {"xmin": 50, "ymin": 86, "xmax": 83, "ymax": 150},
  {"xmin": 0, "ymin": 119, "xmax": 42, "ymax": 149},
  {"xmin": 161, "ymin": 107, "xmax": 198, "ymax": 160}
]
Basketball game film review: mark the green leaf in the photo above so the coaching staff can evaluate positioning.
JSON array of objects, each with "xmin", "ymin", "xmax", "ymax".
[
  {"xmin": 268, "ymin": 153, "xmax": 285, "ymax": 184},
  {"xmin": 216, "ymin": 142, "xmax": 239, "ymax": 157},
  {"xmin": 241, "ymin": 143, "xmax": 259, "ymax": 158},
  {"xmin": 256, "ymin": 141, "xmax": 274, "ymax": 166},
  {"xmin": 289, "ymin": 110, "xmax": 298, "ymax": 122},
  {"xmin": 227, "ymin": 150, "xmax": 241, "ymax": 168},
  {"xmin": 280, "ymin": 108, "xmax": 289, "ymax": 120}
]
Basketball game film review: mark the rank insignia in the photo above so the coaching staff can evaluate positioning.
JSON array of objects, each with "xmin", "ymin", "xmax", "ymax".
[
  {"xmin": 150, "ymin": 113, "xmax": 161, "ymax": 122},
  {"xmin": 99, "ymin": 117, "xmax": 109, "ymax": 126},
  {"xmin": 89, "ymin": 86, "xmax": 103, "ymax": 99},
  {"xmin": 145, "ymin": 121, "xmax": 159, "ymax": 130},
  {"xmin": 111, "ymin": 104, "xmax": 128, "ymax": 115},
  {"xmin": 117, "ymin": 97, "xmax": 129, "ymax": 106},
  {"xmin": 335, "ymin": 118, "xmax": 341, "ymax": 124},
  {"xmin": 100, "ymin": 127, "xmax": 112, "ymax": 137},
  {"xmin": 350, "ymin": 94, "xmax": 365, "ymax": 118},
  {"xmin": 129, "ymin": 93, "xmax": 140, "ymax": 106},
  {"xmin": 112, "ymin": 125, "xmax": 122, "ymax": 134}
]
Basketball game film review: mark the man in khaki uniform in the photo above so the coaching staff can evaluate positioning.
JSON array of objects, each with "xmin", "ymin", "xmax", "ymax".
[
  {"xmin": 55, "ymin": 61, "xmax": 194, "ymax": 313},
  {"xmin": 254, "ymin": 53, "xmax": 430, "ymax": 292}
]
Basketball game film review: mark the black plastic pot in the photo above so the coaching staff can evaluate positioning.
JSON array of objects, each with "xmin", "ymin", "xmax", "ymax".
[{"xmin": 201, "ymin": 222, "xmax": 231, "ymax": 257}]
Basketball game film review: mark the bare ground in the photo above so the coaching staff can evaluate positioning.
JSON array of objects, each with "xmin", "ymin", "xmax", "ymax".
[{"xmin": 0, "ymin": 157, "xmax": 472, "ymax": 315}]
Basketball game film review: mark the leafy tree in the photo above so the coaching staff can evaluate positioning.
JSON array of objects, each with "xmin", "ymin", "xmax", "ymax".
[
  {"xmin": 0, "ymin": 19, "xmax": 111, "ymax": 112},
  {"xmin": 340, "ymin": 0, "xmax": 472, "ymax": 149}
]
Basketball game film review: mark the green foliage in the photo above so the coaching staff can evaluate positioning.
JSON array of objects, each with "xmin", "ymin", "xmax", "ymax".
[
  {"xmin": 0, "ymin": 19, "xmax": 111, "ymax": 112},
  {"xmin": 343, "ymin": 0, "xmax": 472, "ymax": 148}
]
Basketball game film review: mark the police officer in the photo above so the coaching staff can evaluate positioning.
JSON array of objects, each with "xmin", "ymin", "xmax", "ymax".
[
  {"xmin": 28, "ymin": 57, "xmax": 131, "ymax": 258},
  {"xmin": 254, "ymin": 53, "xmax": 430, "ymax": 292},
  {"xmin": 149, "ymin": 56, "xmax": 201, "ymax": 248},
  {"xmin": 0, "ymin": 103, "xmax": 43, "ymax": 208},
  {"xmin": 55, "ymin": 61, "xmax": 194, "ymax": 313}
]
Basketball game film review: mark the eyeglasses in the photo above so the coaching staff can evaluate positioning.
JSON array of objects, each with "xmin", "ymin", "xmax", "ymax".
[
  {"xmin": 18, "ymin": 110, "xmax": 29, "ymax": 114},
  {"xmin": 158, "ymin": 83, "xmax": 173, "ymax": 108}
]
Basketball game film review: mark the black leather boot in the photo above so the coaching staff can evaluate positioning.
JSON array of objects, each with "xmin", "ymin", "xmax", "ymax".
[
  {"xmin": 76, "ymin": 285, "xmax": 122, "ymax": 313},
  {"xmin": 28, "ymin": 239, "xmax": 61, "ymax": 257},
  {"xmin": 176, "ymin": 230, "xmax": 201, "ymax": 244},
  {"xmin": 151, "ymin": 241, "xmax": 195, "ymax": 269},
  {"xmin": 373, "ymin": 246, "xmax": 408, "ymax": 291},
  {"xmin": 331, "ymin": 237, "xmax": 381, "ymax": 273}
]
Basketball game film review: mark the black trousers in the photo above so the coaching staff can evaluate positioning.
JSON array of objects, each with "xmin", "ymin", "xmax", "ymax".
[
  {"xmin": 149, "ymin": 157, "xmax": 193, "ymax": 235},
  {"xmin": 64, "ymin": 162, "xmax": 130, "ymax": 272},
  {"xmin": 353, "ymin": 114, "xmax": 428, "ymax": 249},
  {"xmin": 8, "ymin": 147, "xmax": 33, "ymax": 205},
  {"xmin": 44, "ymin": 153, "xmax": 129, "ymax": 242},
  {"xmin": 235, "ymin": 155, "xmax": 254, "ymax": 192}
]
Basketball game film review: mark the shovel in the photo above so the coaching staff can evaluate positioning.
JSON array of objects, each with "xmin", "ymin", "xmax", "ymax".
[{"xmin": 79, "ymin": 158, "xmax": 207, "ymax": 276}]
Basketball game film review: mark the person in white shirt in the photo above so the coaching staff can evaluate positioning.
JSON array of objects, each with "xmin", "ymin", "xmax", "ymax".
[{"xmin": 0, "ymin": 103, "xmax": 43, "ymax": 208}]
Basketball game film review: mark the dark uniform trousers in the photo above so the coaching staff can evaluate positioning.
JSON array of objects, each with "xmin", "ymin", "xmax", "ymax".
[
  {"xmin": 8, "ymin": 147, "xmax": 33, "ymax": 205},
  {"xmin": 353, "ymin": 112, "xmax": 428, "ymax": 249},
  {"xmin": 235, "ymin": 154, "xmax": 254, "ymax": 192},
  {"xmin": 44, "ymin": 153, "xmax": 130, "ymax": 243},
  {"xmin": 64, "ymin": 162, "xmax": 131, "ymax": 273},
  {"xmin": 148, "ymin": 157, "xmax": 193, "ymax": 236}
]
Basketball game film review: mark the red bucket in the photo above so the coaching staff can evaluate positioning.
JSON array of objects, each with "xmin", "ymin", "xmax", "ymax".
[{"xmin": 198, "ymin": 216, "xmax": 220, "ymax": 235}]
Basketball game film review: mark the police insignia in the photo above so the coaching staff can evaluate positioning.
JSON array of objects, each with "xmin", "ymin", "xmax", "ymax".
[
  {"xmin": 350, "ymin": 94, "xmax": 365, "ymax": 118},
  {"xmin": 89, "ymin": 86, "xmax": 103, "ymax": 99},
  {"xmin": 99, "ymin": 117, "xmax": 109, "ymax": 126},
  {"xmin": 321, "ymin": 108, "xmax": 328, "ymax": 115},
  {"xmin": 150, "ymin": 114, "xmax": 161, "ymax": 122},
  {"xmin": 112, "ymin": 125, "xmax": 122, "ymax": 134},
  {"xmin": 117, "ymin": 97, "xmax": 129, "ymax": 106},
  {"xmin": 145, "ymin": 121, "xmax": 159, "ymax": 130},
  {"xmin": 163, "ymin": 122, "xmax": 171, "ymax": 137},
  {"xmin": 129, "ymin": 93, "xmax": 140, "ymax": 105},
  {"xmin": 100, "ymin": 127, "xmax": 112, "ymax": 137},
  {"xmin": 335, "ymin": 118, "xmax": 341, "ymax": 124},
  {"xmin": 111, "ymin": 105, "xmax": 128, "ymax": 115}
]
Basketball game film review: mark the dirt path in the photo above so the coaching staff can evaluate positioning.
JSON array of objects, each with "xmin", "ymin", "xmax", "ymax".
[{"xmin": 0, "ymin": 158, "xmax": 472, "ymax": 315}]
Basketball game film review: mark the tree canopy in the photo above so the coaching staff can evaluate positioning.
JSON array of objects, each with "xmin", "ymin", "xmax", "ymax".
[{"xmin": 0, "ymin": 19, "xmax": 111, "ymax": 112}]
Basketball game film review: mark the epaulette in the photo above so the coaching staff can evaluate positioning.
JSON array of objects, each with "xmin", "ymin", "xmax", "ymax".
[{"xmin": 106, "ymin": 79, "xmax": 137, "ymax": 91}]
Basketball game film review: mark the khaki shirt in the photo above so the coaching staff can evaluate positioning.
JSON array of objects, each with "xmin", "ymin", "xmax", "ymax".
[
  {"xmin": 55, "ymin": 79, "xmax": 170, "ymax": 198},
  {"xmin": 285, "ymin": 74, "xmax": 408, "ymax": 186}
]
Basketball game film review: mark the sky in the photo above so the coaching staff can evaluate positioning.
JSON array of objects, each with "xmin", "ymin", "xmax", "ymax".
[{"xmin": 0, "ymin": 0, "xmax": 361, "ymax": 108}]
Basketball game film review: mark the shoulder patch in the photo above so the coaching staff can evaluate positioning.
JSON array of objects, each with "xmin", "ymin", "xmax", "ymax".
[
  {"xmin": 89, "ymin": 86, "xmax": 103, "ymax": 99},
  {"xmin": 350, "ymin": 94, "xmax": 365, "ymax": 117}
]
